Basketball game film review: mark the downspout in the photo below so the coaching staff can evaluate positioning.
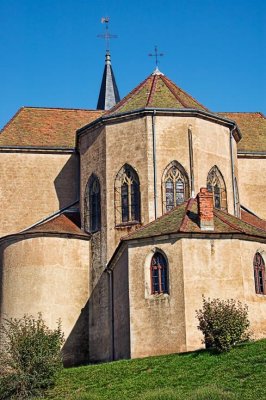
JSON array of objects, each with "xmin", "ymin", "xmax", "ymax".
[
  {"xmin": 188, "ymin": 125, "xmax": 195, "ymax": 198},
  {"xmin": 107, "ymin": 268, "xmax": 115, "ymax": 361},
  {"xmin": 229, "ymin": 127, "xmax": 237, "ymax": 216},
  {"xmin": 152, "ymin": 110, "xmax": 157, "ymax": 219}
]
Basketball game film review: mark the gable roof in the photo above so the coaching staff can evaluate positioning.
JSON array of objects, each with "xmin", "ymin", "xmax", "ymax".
[
  {"xmin": 107, "ymin": 69, "xmax": 209, "ymax": 116},
  {"xmin": 218, "ymin": 112, "xmax": 266, "ymax": 153},
  {"xmin": 0, "ymin": 107, "xmax": 103, "ymax": 148},
  {"xmin": 122, "ymin": 198, "xmax": 266, "ymax": 242}
]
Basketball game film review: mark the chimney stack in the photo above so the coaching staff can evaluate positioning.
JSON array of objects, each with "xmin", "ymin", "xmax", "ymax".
[{"xmin": 197, "ymin": 188, "xmax": 214, "ymax": 231}]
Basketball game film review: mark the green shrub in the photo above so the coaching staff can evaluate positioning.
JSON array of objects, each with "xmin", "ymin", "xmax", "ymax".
[
  {"xmin": 196, "ymin": 296, "xmax": 250, "ymax": 353},
  {"xmin": 0, "ymin": 313, "xmax": 64, "ymax": 399}
]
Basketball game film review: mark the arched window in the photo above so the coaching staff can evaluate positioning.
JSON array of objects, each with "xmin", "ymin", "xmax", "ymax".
[
  {"xmin": 84, "ymin": 174, "xmax": 101, "ymax": 232},
  {"xmin": 254, "ymin": 252, "xmax": 265, "ymax": 295},
  {"xmin": 150, "ymin": 252, "xmax": 168, "ymax": 294},
  {"xmin": 162, "ymin": 161, "xmax": 189, "ymax": 212},
  {"xmin": 207, "ymin": 166, "xmax": 227, "ymax": 211},
  {"xmin": 115, "ymin": 164, "xmax": 140, "ymax": 225}
]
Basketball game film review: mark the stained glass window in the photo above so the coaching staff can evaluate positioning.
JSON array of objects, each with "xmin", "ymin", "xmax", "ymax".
[
  {"xmin": 85, "ymin": 174, "xmax": 101, "ymax": 233},
  {"xmin": 115, "ymin": 165, "xmax": 140, "ymax": 225},
  {"xmin": 207, "ymin": 166, "xmax": 227, "ymax": 211},
  {"xmin": 163, "ymin": 162, "xmax": 189, "ymax": 213}
]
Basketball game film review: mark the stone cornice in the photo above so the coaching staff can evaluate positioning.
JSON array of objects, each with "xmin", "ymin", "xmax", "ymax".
[{"xmin": 0, "ymin": 146, "xmax": 75, "ymax": 154}]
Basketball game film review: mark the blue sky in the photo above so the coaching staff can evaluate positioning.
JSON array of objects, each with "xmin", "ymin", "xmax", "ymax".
[{"xmin": 0, "ymin": 0, "xmax": 265, "ymax": 129}]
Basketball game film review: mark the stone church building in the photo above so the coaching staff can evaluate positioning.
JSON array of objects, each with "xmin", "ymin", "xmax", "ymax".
[{"xmin": 1, "ymin": 51, "xmax": 266, "ymax": 365}]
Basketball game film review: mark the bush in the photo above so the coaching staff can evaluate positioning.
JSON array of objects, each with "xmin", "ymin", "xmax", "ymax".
[
  {"xmin": 196, "ymin": 297, "xmax": 250, "ymax": 352},
  {"xmin": 0, "ymin": 313, "xmax": 64, "ymax": 399}
]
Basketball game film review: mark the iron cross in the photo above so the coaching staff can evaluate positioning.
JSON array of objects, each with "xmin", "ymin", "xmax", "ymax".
[
  {"xmin": 97, "ymin": 17, "xmax": 118, "ymax": 52},
  {"xmin": 148, "ymin": 46, "xmax": 164, "ymax": 67}
]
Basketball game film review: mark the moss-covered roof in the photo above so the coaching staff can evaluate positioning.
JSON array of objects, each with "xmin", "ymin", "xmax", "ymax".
[
  {"xmin": 123, "ymin": 198, "xmax": 266, "ymax": 241},
  {"xmin": 107, "ymin": 70, "xmax": 209, "ymax": 115},
  {"xmin": 219, "ymin": 112, "xmax": 266, "ymax": 152},
  {"xmin": 0, "ymin": 107, "xmax": 103, "ymax": 148}
]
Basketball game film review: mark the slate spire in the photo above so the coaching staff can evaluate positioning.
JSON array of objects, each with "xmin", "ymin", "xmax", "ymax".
[{"xmin": 96, "ymin": 50, "xmax": 120, "ymax": 110}]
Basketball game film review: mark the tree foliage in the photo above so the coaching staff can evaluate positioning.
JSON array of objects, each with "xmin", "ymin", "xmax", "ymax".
[
  {"xmin": 0, "ymin": 313, "xmax": 64, "ymax": 399},
  {"xmin": 196, "ymin": 297, "xmax": 250, "ymax": 352}
]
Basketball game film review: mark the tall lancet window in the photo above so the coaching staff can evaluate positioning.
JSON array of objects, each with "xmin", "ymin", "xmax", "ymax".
[
  {"xmin": 115, "ymin": 164, "xmax": 140, "ymax": 225},
  {"xmin": 207, "ymin": 166, "xmax": 227, "ymax": 211},
  {"xmin": 254, "ymin": 252, "xmax": 265, "ymax": 295},
  {"xmin": 162, "ymin": 161, "xmax": 189, "ymax": 212},
  {"xmin": 150, "ymin": 252, "xmax": 168, "ymax": 295},
  {"xmin": 84, "ymin": 174, "xmax": 101, "ymax": 233}
]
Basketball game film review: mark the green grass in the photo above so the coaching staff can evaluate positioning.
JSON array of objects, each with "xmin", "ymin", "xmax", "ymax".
[{"xmin": 36, "ymin": 340, "xmax": 266, "ymax": 400}]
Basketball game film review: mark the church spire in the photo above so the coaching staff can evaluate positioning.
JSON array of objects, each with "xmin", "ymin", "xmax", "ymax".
[
  {"xmin": 96, "ymin": 17, "xmax": 120, "ymax": 110},
  {"xmin": 97, "ymin": 50, "xmax": 120, "ymax": 110}
]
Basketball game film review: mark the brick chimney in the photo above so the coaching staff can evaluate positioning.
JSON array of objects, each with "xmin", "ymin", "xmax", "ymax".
[{"xmin": 197, "ymin": 188, "xmax": 214, "ymax": 231}]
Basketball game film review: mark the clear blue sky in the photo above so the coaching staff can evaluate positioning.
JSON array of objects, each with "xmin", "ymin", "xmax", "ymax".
[{"xmin": 0, "ymin": 0, "xmax": 265, "ymax": 130}]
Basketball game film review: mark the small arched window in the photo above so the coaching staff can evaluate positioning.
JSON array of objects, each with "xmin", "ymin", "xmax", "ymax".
[
  {"xmin": 207, "ymin": 166, "xmax": 227, "ymax": 211},
  {"xmin": 150, "ymin": 252, "xmax": 168, "ymax": 294},
  {"xmin": 84, "ymin": 174, "xmax": 101, "ymax": 232},
  {"xmin": 162, "ymin": 161, "xmax": 189, "ymax": 212},
  {"xmin": 115, "ymin": 164, "xmax": 140, "ymax": 225},
  {"xmin": 254, "ymin": 252, "xmax": 265, "ymax": 295}
]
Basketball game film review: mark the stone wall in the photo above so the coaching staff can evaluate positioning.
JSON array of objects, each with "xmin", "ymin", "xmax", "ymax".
[
  {"xmin": 0, "ymin": 235, "xmax": 90, "ymax": 366},
  {"xmin": 238, "ymin": 157, "xmax": 266, "ymax": 219},
  {"xmin": 0, "ymin": 152, "xmax": 79, "ymax": 236}
]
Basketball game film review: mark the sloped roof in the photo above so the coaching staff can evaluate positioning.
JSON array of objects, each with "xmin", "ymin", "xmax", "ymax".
[
  {"xmin": 218, "ymin": 112, "xmax": 266, "ymax": 152},
  {"xmin": 107, "ymin": 70, "xmax": 209, "ymax": 115},
  {"xmin": 0, "ymin": 107, "xmax": 103, "ymax": 148},
  {"xmin": 24, "ymin": 211, "xmax": 89, "ymax": 238},
  {"xmin": 123, "ymin": 198, "xmax": 266, "ymax": 241}
]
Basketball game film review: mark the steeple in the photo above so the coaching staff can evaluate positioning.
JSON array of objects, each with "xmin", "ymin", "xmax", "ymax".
[{"xmin": 97, "ymin": 50, "xmax": 120, "ymax": 110}]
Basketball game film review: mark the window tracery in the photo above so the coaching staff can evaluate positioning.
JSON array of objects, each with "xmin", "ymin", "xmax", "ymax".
[
  {"xmin": 207, "ymin": 166, "xmax": 227, "ymax": 211},
  {"xmin": 254, "ymin": 252, "xmax": 265, "ymax": 295},
  {"xmin": 162, "ymin": 161, "xmax": 189, "ymax": 212},
  {"xmin": 115, "ymin": 164, "xmax": 140, "ymax": 225}
]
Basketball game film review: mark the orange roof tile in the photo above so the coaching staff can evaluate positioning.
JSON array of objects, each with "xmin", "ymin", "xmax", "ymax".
[
  {"xmin": 122, "ymin": 198, "xmax": 266, "ymax": 241},
  {"xmin": 24, "ymin": 212, "xmax": 89, "ymax": 237},
  {"xmin": 0, "ymin": 107, "xmax": 103, "ymax": 148},
  {"xmin": 218, "ymin": 112, "xmax": 266, "ymax": 152}
]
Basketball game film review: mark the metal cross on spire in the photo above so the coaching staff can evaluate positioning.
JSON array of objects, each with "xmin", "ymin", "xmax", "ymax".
[
  {"xmin": 97, "ymin": 17, "xmax": 118, "ymax": 52},
  {"xmin": 148, "ymin": 45, "xmax": 164, "ymax": 67}
]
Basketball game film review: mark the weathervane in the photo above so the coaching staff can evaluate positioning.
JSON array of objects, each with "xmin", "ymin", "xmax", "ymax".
[
  {"xmin": 97, "ymin": 17, "xmax": 117, "ymax": 52},
  {"xmin": 148, "ymin": 45, "xmax": 164, "ymax": 67}
]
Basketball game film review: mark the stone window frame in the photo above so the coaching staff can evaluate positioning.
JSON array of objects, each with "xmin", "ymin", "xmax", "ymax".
[
  {"xmin": 254, "ymin": 252, "xmax": 266, "ymax": 295},
  {"xmin": 84, "ymin": 173, "xmax": 101, "ymax": 233},
  {"xmin": 206, "ymin": 165, "xmax": 227, "ymax": 211},
  {"xmin": 161, "ymin": 161, "xmax": 190, "ymax": 214},
  {"xmin": 114, "ymin": 164, "xmax": 141, "ymax": 227}
]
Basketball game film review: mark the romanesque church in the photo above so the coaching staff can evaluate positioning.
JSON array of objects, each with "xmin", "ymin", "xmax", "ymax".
[{"xmin": 1, "ymin": 49, "xmax": 266, "ymax": 366}]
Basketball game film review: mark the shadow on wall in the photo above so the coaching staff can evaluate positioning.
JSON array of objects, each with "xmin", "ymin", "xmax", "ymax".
[
  {"xmin": 62, "ymin": 271, "xmax": 112, "ymax": 367},
  {"xmin": 54, "ymin": 154, "xmax": 79, "ymax": 209}
]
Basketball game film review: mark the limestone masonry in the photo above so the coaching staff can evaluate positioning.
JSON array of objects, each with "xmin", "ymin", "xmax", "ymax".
[{"xmin": 1, "ymin": 57, "xmax": 266, "ymax": 365}]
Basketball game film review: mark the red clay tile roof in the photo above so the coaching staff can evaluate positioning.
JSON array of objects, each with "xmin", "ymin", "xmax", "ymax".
[
  {"xmin": 241, "ymin": 209, "xmax": 266, "ymax": 231},
  {"xmin": 218, "ymin": 112, "xmax": 266, "ymax": 152},
  {"xmin": 24, "ymin": 212, "xmax": 89, "ymax": 237},
  {"xmin": 0, "ymin": 107, "xmax": 103, "ymax": 148},
  {"xmin": 107, "ymin": 71, "xmax": 209, "ymax": 115},
  {"xmin": 123, "ymin": 198, "xmax": 266, "ymax": 241}
]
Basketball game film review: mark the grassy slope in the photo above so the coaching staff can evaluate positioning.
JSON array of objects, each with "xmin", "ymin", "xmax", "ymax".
[{"xmin": 39, "ymin": 340, "xmax": 266, "ymax": 400}]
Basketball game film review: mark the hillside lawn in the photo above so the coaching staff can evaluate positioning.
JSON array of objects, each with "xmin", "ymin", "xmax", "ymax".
[{"xmin": 37, "ymin": 339, "xmax": 266, "ymax": 400}]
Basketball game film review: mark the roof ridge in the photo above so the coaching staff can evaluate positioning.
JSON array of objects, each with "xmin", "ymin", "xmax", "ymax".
[
  {"xmin": 213, "ymin": 208, "xmax": 266, "ymax": 236},
  {"xmin": 107, "ymin": 75, "xmax": 152, "ymax": 115},
  {"xmin": 146, "ymin": 75, "xmax": 158, "ymax": 107},
  {"xmin": 162, "ymin": 75, "xmax": 209, "ymax": 111},
  {"xmin": 161, "ymin": 75, "xmax": 188, "ymax": 108},
  {"xmin": 22, "ymin": 106, "xmax": 100, "ymax": 112},
  {"xmin": 179, "ymin": 198, "xmax": 196, "ymax": 232}
]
